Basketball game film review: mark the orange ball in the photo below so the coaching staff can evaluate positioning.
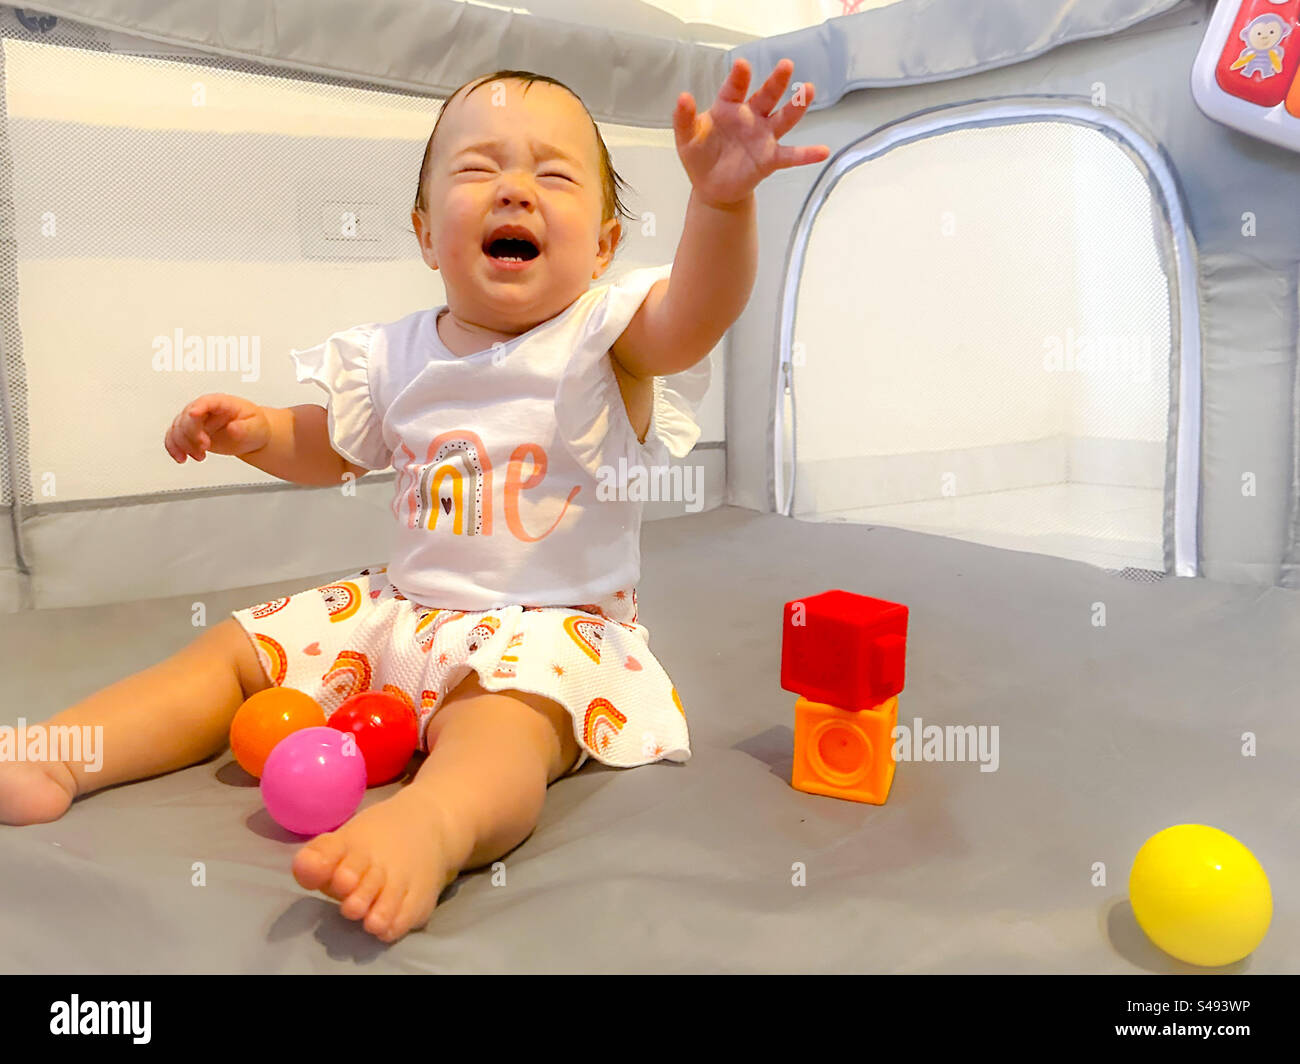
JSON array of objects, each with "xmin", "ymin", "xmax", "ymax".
[{"xmin": 229, "ymin": 687, "xmax": 326, "ymax": 778}]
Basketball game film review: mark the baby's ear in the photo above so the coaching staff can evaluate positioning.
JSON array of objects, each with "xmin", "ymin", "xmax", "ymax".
[
  {"xmin": 593, "ymin": 217, "xmax": 622, "ymax": 277},
  {"xmin": 411, "ymin": 209, "xmax": 439, "ymax": 270}
]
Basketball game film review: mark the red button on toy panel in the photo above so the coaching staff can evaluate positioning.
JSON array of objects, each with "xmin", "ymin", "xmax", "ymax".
[{"xmin": 1215, "ymin": 0, "xmax": 1300, "ymax": 107}]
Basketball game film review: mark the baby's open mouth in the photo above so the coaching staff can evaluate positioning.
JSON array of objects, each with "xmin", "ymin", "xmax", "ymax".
[{"xmin": 483, "ymin": 230, "xmax": 541, "ymax": 264}]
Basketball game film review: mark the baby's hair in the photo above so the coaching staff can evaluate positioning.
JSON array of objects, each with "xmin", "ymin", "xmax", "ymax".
[{"xmin": 413, "ymin": 69, "xmax": 635, "ymax": 234}]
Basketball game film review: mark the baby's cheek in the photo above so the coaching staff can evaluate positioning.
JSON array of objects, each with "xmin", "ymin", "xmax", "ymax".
[
  {"xmin": 439, "ymin": 200, "xmax": 485, "ymax": 257},
  {"xmin": 437, "ymin": 228, "xmax": 481, "ymax": 272},
  {"xmin": 440, "ymin": 240, "xmax": 475, "ymax": 269}
]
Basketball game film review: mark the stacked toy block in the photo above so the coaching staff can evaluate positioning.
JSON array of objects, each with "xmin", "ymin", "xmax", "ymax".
[{"xmin": 780, "ymin": 589, "xmax": 909, "ymax": 805}]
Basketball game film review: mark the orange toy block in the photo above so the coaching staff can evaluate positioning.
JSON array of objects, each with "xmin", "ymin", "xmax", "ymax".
[{"xmin": 792, "ymin": 695, "xmax": 898, "ymax": 805}]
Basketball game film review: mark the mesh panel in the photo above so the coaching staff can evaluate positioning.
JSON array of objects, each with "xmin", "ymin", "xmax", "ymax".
[
  {"xmin": 791, "ymin": 121, "xmax": 1172, "ymax": 574},
  {"xmin": 0, "ymin": 20, "xmax": 444, "ymax": 505},
  {"xmin": 0, "ymin": 33, "xmax": 21, "ymax": 510},
  {"xmin": 1107, "ymin": 566, "xmax": 1165, "ymax": 582}
]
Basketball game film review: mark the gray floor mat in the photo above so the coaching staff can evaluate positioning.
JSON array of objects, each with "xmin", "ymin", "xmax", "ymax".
[{"xmin": 1, "ymin": 505, "xmax": 1294, "ymax": 973}]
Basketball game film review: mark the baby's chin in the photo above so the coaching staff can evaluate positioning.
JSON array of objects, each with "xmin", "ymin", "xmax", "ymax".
[{"xmin": 448, "ymin": 276, "xmax": 582, "ymax": 332}]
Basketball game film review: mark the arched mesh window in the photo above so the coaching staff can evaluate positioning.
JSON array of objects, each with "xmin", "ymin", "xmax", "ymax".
[{"xmin": 788, "ymin": 120, "xmax": 1179, "ymax": 574}]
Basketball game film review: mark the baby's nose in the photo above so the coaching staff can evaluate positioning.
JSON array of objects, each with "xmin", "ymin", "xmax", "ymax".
[{"xmin": 497, "ymin": 185, "xmax": 533, "ymax": 209}]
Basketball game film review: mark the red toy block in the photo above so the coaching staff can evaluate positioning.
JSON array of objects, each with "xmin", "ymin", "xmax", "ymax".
[
  {"xmin": 792, "ymin": 695, "xmax": 898, "ymax": 805},
  {"xmin": 781, "ymin": 589, "xmax": 908, "ymax": 711}
]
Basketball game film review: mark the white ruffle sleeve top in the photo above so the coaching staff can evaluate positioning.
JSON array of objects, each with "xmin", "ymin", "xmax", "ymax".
[{"xmin": 289, "ymin": 265, "xmax": 710, "ymax": 611}]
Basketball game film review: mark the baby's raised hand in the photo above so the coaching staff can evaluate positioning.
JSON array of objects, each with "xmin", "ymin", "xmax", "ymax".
[
  {"xmin": 673, "ymin": 58, "xmax": 829, "ymax": 209},
  {"xmin": 165, "ymin": 393, "xmax": 269, "ymax": 463}
]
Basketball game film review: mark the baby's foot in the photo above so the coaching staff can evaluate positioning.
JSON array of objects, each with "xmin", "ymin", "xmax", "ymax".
[
  {"xmin": 291, "ymin": 785, "xmax": 469, "ymax": 943},
  {"xmin": 0, "ymin": 759, "xmax": 78, "ymax": 825}
]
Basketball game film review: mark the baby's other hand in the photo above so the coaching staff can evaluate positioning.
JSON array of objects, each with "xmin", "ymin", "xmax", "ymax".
[
  {"xmin": 674, "ymin": 57, "xmax": 829, "ymax": 209},
  {"xmin": 165, "ymin": 393, "xmax": 269, "ymax": 463}
]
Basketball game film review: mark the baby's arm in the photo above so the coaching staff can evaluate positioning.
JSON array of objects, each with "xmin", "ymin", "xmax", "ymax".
[
  {"xmin": 165, "ymin": 393, "xmax": 365, "ymax": 486},
  {"xmin": 612, "ymin": 58, "xmax": 828, "ymax": 379},
  {"xmin": 617, "ymin": 190, "xmax": 756, "ymax": 376},
  {"xmin": 242, "ymin": 405, "xmax": 369, "ymax": 485}
]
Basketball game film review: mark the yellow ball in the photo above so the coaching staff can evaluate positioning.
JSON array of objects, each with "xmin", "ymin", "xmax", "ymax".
[{"xmin": 1129, "ymin": 824, "xmax": 1272, "ymax": 967}]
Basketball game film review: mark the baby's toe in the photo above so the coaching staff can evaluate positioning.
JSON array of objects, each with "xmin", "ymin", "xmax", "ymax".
[
  {"xmin": 340, "ymin": 864, "xmax": 386, "ymax": 922},
  {"xmin": 292, "ymin": 833, "xmax": 346, "ymax": 891},
  {"xmin": 364, "ymin": 879, "xmax": 410, "ymax": 941},
  {"xmin": 384, "ymin": 882, "xmax": 438, "ymax": 942},
  {"xmin": 325, "ymin": 849, "xmax": 373, "ymax": 902}
]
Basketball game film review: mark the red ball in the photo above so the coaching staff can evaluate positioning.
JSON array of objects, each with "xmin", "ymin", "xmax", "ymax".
[{"xmin": 327, "ymin": 692, "xmax": 419, "ymax": 786}]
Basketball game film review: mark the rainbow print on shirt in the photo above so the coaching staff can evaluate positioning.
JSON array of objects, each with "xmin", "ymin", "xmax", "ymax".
[
  {"xmin": 393, "ymin": 430, "xmax": 579, "ymax": 542},
  {"xmin": 394, "ymin": 431, "xmax": 494, "ymax": 534},
  {"xmin": 420, "ymin": 438, "xmax": 487, "ymax": 533}
]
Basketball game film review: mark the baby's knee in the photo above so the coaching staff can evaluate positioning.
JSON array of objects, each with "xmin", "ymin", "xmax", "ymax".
[
  {"xmin": 434, "ymin": 681, "xmax": 577, "ymax": 784},
  {"xmin": 198, "ymin": 618, "xmax": 272, "ymax": 700}
]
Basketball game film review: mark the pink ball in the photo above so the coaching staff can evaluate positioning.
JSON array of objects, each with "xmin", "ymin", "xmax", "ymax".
[{"xmin": 260, "ymin": 726, "xmax": 366, "ymax": 836}]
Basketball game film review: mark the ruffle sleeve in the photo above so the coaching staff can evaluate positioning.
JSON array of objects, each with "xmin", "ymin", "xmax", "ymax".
[
  {"xmin": 289, "ymin": 325, "xmax": 392, "ymax": 471},
  {"xmin": 555, "ymin": 264, "xmax": 712, "ymax": 478}
]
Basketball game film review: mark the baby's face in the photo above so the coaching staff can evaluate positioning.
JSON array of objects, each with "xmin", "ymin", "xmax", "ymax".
[{"xmin": 412, "ymin": 80, "xmax": 620, "ymax": 333}]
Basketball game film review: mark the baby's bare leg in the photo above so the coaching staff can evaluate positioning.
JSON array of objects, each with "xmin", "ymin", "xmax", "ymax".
[{"xmin": 0, "ymin": 618, "xmax": 270, "ymax": 824}]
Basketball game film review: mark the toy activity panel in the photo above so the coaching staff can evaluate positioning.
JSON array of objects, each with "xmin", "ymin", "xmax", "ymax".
[{"xmin": 1193, "ymin": 0, "xmax": 1300, "ymax": 150}]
